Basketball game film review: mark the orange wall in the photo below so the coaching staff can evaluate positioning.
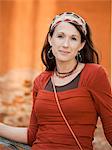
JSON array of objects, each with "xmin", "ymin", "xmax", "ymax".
[{"xmin": 0, "ymin": 0, "xmax": 111, "ymax": 79}]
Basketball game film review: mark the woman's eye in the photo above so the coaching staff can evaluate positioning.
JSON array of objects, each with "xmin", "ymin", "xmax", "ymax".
[
  {"xmin": 71, "ymin": 37, "xmax": 77, "ymax": 40},
  {"xmin": 57, "ymin": 35, "xmax": 63, "ymax": 38}
]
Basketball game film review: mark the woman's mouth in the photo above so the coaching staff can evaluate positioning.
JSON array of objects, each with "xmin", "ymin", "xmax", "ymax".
[{"xmin": 59, "ymin": 50, "xmax": 70, "ymax": 54}]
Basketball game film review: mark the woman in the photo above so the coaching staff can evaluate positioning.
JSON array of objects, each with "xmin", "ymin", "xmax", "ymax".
[{"xmin": 0, "ymin": 12, "xmax": 112, "ymax": 150}]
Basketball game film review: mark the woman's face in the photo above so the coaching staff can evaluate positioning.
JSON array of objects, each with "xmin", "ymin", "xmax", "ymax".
[{"xmin": 48, "ymin": 22, "xmax": 85, "ymax": 63}]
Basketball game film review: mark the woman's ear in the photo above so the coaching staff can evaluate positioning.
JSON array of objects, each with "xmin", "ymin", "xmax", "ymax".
[
  {"xmin": 79, "ymin": 41, "xmax": 86, "ymax": 51},
  {"xmin": 48, "ymin": 34, "xmax": 52, "ymax": 46}
]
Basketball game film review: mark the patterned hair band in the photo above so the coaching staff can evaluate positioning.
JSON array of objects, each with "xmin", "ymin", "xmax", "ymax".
[{"xmin": 50, "ymin": 12, "xmax": 87, "ymax": 35}]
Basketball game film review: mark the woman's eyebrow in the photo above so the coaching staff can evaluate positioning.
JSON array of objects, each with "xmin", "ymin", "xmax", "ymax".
[{"xmin": 57, "ymin": 31, "xmax": 79, "ymax": 37}]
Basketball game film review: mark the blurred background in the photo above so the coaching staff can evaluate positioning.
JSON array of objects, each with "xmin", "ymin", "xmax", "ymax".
[{"xmin": 0, "ymin": 0, "xmax": 111, "ymax": 150}]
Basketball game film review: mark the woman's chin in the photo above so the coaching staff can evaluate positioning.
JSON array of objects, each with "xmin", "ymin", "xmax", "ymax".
[{"xmin": 56, "ymin": 57, "xmax": 72, "ymax": 63}]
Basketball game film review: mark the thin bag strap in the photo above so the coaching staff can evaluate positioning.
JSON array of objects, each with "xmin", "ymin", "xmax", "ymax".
[{"xmin": 51, "ymin": 77, "xmax": 84, "ymax": 150}]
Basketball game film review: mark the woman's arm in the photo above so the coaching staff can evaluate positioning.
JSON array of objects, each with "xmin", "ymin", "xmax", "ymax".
[
  {"xmin": 88, "ymin": 66, "xmax": 112, "ymax": 145},
  {"xmin": 0, "ymin": 122, "xmax": 28, "ymax": 144}
]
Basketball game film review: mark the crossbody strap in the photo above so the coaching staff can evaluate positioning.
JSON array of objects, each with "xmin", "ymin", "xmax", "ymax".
[{"xmin": 51, "ymin": 76, "xmax": 84, "ymax": 150}]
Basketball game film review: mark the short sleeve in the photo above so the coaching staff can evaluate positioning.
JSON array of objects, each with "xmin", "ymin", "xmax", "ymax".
[
  {"xmin": 27, "ymin": 78, "xmax": 39, "ymax": 146},
  {"xmin": 88, "ymin": 66, "xmax": 112, "ymax": 145}
]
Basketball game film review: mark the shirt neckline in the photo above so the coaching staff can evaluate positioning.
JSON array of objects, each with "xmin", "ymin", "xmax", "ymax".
[{"xmin": 42, "ymin": 63, "xmax": 87, "ymax": 91}]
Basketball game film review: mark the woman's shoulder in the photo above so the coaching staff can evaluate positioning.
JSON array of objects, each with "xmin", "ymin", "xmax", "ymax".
[
  {"xmin": 35, "ymin": 70, "xmax": 52, "ymax": 79},
  {"xmin": 33, "ymin": 70, "xmax": 52, "ymax": 88},
  {"xmin": 85, "ymin": 63, "xmax": 102, "ymax": 70},
  {"xmin": 80, "ymin": 63, "xmax": 108, "ymax": 82},
  {"xmin": 82, "ymin": 63, "xmax": 109, "ymax": 85},
  {"xmin": 84, "ymin": 63, "xmax": 106, "ymax": 75},
  {"xmin": 83, "ymin": 63, "xmax": 111, "ymax": 92}
]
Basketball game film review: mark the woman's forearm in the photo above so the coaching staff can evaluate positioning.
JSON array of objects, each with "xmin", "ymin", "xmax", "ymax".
[{"xmin": 0, "ymin": 123, "xmax": 28, "ymax": 144}]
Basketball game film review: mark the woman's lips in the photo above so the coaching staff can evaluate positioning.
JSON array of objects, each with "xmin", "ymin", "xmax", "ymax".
[{"xmin": 59, "ymin": 50, "xmax": 70, "ymax": 54}]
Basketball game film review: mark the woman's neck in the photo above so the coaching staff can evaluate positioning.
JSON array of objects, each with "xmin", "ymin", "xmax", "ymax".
[{"xmin": 56, "ymin": 59, "xmax": 78, "ymax": 73}]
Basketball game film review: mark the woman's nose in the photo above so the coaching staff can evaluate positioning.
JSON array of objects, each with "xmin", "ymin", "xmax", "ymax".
[{"xmin": 63, "ymin": 38, "xmax": 69, "ymax": 47}]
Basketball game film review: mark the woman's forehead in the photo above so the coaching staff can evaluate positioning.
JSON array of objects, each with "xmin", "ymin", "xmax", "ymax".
[{"xmin": 53, "ymin": 22, "xmax": 80, "ymax": 36}]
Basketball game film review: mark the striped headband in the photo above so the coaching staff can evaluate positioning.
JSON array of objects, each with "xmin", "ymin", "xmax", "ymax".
[{"xmin": 50, "ymin": 12, "xmax": 87, "ymax": 35}]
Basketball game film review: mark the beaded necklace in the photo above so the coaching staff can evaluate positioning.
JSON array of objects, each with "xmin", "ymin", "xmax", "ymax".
[{"xmin": 55, "ymin": 62, "xmax": 78, "ymax": 78}]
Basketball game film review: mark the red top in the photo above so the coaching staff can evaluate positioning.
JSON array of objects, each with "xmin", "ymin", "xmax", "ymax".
[{"xmin": 27, "ymin": 64, "xmax": 112, "ymax": 150}]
